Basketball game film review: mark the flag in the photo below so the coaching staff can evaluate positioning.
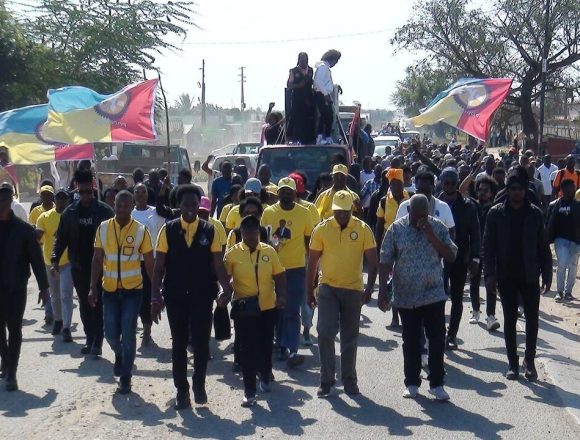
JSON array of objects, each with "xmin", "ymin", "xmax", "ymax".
[
  {"xmin": 409, "ymin": 78, "xmax": 513, "ymax": 141},
  {"xmin": 0, "ymin": 105, "xmax": 94, "ymax": 165},
  {"xmin": 41, "ymin": 79, "xmax": 158, "ymax": 145}
]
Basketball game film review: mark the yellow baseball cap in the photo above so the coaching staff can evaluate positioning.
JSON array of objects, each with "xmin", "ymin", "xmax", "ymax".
[
  {"xmin": 332, "ymin": 164, "xmax": 348, "ymax": 175},
  {"xmin": 278, "ymin": 177, "xmax": 297, "ymax": 191},
  {"xmin": 332, "ymin": 190, "xmax": 354, "ymax": 211},
  {"xmin": 39, "ymin": 185, "xmax": 54, "ymax": 194}
]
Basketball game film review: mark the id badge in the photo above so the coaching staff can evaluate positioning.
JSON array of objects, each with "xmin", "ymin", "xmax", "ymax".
[{"xmin": 122, "ymin": 246, "xmax": 134, "ymax": 257}]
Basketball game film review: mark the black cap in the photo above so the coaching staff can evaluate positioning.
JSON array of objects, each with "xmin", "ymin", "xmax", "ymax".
[
  {"xmin": 0, "ymin": 181, "xmax": 14, "ymax": 195},
  {"xmin": 240, "ymin": 215, "xmax": 260, "ymax": 230},
  {"xmin": 55, "ymin": 188, "xmax": 70, "ymax": 198}
]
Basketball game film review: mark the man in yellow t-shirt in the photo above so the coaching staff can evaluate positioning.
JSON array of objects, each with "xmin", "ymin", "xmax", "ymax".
[
  {"xmin": 89, "ymin": 190, "xmax": 154, "ymax": 395},
  {"xmin": 151, "ymin": 185, "xmax": 233, "ymax": 409},
  {"xmin": 225, "ymin": 178, "xmax": 264, "ymax": 231},
  {"xmin": 224, "ymin": 215, "xmax": 286, "ymax": 406},
  {"xmin": 315, "ymin": 164, "xmax": 360, "ymax": 220},
  {"xmin": 307, "ymin": 190, "xmax": 378, "ymax": 398},
  {"xmin": 29, "ymin": 185, "xmax": 55, "ymax": 226},
  {"xmin": 375, "ymin": 168, "xmax": 410, "ymax": 244},
  {"xmin": 36, "ymin": 188, "xmax": 73, "ymax": 341},
  {"xmin": 261, "ymin": 177, "xmax": 314, "ymax": 367}
]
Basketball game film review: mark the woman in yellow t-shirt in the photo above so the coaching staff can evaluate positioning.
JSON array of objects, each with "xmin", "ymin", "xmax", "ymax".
[{"xmin": 224, "ymin": 215, "xmax": 286, "ymax": 407}]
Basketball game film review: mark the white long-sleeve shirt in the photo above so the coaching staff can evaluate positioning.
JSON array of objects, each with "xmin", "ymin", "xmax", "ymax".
[{"xmin": 313, "ymin": 61, "xmax": 334, "ymax": 96}]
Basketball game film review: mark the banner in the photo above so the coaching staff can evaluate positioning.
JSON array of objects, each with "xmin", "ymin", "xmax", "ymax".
[
  {"xmin": 41, "ymin": 79, "xmax": 158, "ymax": 145},
  {"xmin": 0, "ymin": 105, "xmax": 94, "ymax": 165},
  {"xmin": 409, "ymin": 78, "xmax": 513, "ymax": 141}
]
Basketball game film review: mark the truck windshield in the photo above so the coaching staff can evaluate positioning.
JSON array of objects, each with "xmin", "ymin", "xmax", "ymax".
[{"xmin": 259, "ymin": 146, "xmax": 346, "ymax": 191}]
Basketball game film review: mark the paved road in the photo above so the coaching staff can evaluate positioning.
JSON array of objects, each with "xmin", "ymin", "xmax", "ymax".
[{"xmin": 0, "ymin": 273, "xmax": 578, "ymax": 439}]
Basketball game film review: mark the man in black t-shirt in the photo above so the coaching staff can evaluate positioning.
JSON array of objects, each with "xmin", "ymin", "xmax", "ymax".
[{"xmin": 547, "ymin": 179, "xmax": 580, "ymax": 302}]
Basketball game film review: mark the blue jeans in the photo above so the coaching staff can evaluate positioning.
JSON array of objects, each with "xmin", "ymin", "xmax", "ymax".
[
  {"xmin": 102, "ymin": 289, "xmax": 143, "ymax": 380},
  {"xmin": 555, "ymin": 238, "xmax": 580, "ymax": 294},
  {"xmin": 281, "ymin": 267, "xmax": 306, "ymax": 353}
]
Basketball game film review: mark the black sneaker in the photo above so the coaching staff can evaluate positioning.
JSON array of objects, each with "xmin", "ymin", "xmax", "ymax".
[
  {"xmin": 555, "ymin": 292, "xmax": 564, "ymax": 302},
  {"xmin": 174, "ymin": 389, "xmax": 191, "ymax": 410},
  {"xmin": 5, "ymin": 372, "xmax": 18, "ymax": 391},
  {"xmin": 232, "ymin": 362, "xmax": 242, "ymax": 373},
  {"xmin": 344, "ymin": 383, "xmax": 360, "ymax": 396},
  {"xmin": 522, "ymin": 359, "xmax": 538, "ymax": 381},
  {"xmin": 51, "ymin": 320, "xmax": 63, "ymax": 336},
  {"xmin": 505, "ymin": 368, "xmax": 519, "ymax": 380},
  {"xmin": 114, "ymin": 354, "xmax": 122, "ymax": 377},
  {"xmin": 193, "ymin": 385, "xmax": 208, "ymax": 405},
  {"xmin": 80, "ymin": 345, "xmax": 92, "ymax": 355},
  {"xmin": 117, "ymin": 377, "xmax": 132, "ymax": 394},
  {"xmin": 287, "ymin": 353, "xmax": 305, "ymax": 368},
  {"xmin": 62, "ymin": 328, "xmax": 73, "ymax": 343},
  {"xmin": 278, "ymin": 347, "xmax": 289, "ymax": 361},
  {"xmin": 317, "ymin": 382, "xmax": 334, "ymax": 398},
  {"xmin": 445, "ymin": 336, "xmax": 458, "ymax": 351},
  {"xmin": 44, "ymin": 315, "xmax": 54, "ymax": 326},
  {"xmin": 563, "ymin": 292, "xmax": 574, "ymax": 302},
  {"xmin": 90, "ymin": 345, "xmax": 102, "ymax": 358}
]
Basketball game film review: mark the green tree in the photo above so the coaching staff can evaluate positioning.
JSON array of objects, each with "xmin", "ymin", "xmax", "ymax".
[
  {"xmin": 172, "ymin": 93, "xmax": 195, "ymax": 114},
  {"xmin": 392, "ymin": 0, "xmax": 580, "ymax": 146}
]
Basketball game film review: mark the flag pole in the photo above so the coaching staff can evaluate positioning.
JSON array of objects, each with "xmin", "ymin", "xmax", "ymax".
[
  {"xmin": 157, "ymin": 71, "xmax": 172, "ymax": 178},
  {"xmin": 93, "ymin": 151, "xmax": 102, "ymax": 201}
]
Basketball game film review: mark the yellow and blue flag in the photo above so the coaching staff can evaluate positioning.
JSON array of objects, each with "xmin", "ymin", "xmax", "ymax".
[
  {"xmin": 41, "ymin": 79, "xmax": 158, "ymax": 145},
  {"xmin": 0, "ymin": 105, "xmax": 94, "ymax": 165}
]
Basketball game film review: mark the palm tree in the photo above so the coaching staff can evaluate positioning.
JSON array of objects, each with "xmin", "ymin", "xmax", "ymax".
[{"xmin": 173, "ymin": 93, "xmax": 194, "ymax": 114}]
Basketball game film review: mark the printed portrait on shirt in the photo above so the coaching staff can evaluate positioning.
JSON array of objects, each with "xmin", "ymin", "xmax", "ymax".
[{"xmin": 273, "ymin": 219, "xmax": 292, "ymax": 241}]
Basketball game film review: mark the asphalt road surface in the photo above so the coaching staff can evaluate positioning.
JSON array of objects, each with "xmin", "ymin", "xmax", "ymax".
[{"xmin": 0, "ymin": 273, "xmax": 578, "ymax": 439}]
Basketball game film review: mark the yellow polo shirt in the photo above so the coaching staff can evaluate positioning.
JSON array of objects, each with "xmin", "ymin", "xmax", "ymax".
[
  {"xmin": 309, "ymin": 217, "xmax": 376, "ymax": 291},
  {"xmin": 224, "ymin": 241, "xmax": 284, "ymax": 311},
  {"xmin": 225, "ymin": 203, "xmax": 270, "ymax": 230},
  {"xmin": 36, "ymin": 209, "xmax": 68, "ymax": 266},
  {"xmin": 94, "ymin": 218, "xmax": 153, "ymax": 292},
  {"xmin": 376, "ymin": 190, "xmax": 410, "ymax": 233},
  {"xmin": 209, "ymin": 217, "xmax": 227, "ymax": 247},
  {"xmin": 298, "ymin": 199, "xmax": 321, "ymax": 225},
  {"xmin": 314, "ymin": 187, "xmax": 360, "ymax": 220},
  {"xmin": 29, "ymin": 204, "xmax": 53, "ymax": 227},
  {"xmin": 219, "ymin": 203, "xmax": 235, "ymax": 225},
  {"xmin": 156, "ymin": 217, "xmax": 222, "ymax": 253},
  {"xmin": 261, "ymin": 203, "xmax": 314, "ymax": 269}
]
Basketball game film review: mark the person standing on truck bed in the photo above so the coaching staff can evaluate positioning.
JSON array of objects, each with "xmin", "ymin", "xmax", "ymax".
[
  {"xmin": 313, "ymin": 50, "xmax": 341, "ymax": 145},
  {"xmin": 287, "ymin": 52, "xmax": 315, "ymax": 145}
]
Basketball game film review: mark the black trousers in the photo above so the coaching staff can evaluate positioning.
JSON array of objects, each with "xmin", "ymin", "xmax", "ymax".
[
  {"xmin": 399, "ymin": 300, "xmax": 446, "ymax": 388},
  {"xmin": 0, "ymin": 289, "xmax": 27, "ymax": 376},
  {"xmin": 498, "ymin": 278, "xmax": 540, "ymax": 369},
  {"xmin": 314, "ymin": 92, "xmax": 333, "ymax": 137},
  {"xmin": 139, "ymin": 262, "xmax": 152, "ymax": 326},
  {"xmin": 469, "ymin": 265, "xmax": 497, "ymax": 316},
  {"xmin": 72, "ymin": 267, "xmax": 103, "ymax": 348},
  {"xmin": 447, "ymin": 262, "xmax": 468, "ymax": 339},
  {"xmin": 165, "ymin": 294, "xmax": 213, "ymax": 392},
  {"xmin": 235, "ymin": 308, "xmax": 277, "ymax": 397}
]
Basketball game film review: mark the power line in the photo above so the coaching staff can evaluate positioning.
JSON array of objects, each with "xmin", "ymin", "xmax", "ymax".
[{"xmin": 180, "ymin": 29, "xmax": 393, "ymax": 46}]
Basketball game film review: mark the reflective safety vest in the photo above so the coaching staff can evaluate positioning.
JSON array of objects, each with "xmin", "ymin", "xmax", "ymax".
[{"xmin": 98, "ymin": 219, "xmax": 147, "ymax": 292}]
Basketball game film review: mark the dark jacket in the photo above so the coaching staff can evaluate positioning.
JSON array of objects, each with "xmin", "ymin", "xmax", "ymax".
[
  {"xmin": 483, "ymin": 201, "xmax": 552, "ymax": 285},
  {"xmin": 438, "ymin": 193, "xmax": 480, "ymax": 264},
  {"xmin": 0, "ymin": 213, "xmax": 48, "ymax": 292},
  {"xmin": 546, "ymin": 197, "xmax": 580, "ymax": 244},
  {"xmin": 493, "ymin": 184, "xmax": 541, "ymax": 209},
  {"xmin": 52, "ymin": 199, "xmax": 114, "ymax": 269}
]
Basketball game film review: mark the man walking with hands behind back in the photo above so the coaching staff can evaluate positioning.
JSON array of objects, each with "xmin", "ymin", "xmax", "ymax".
[
  {"xmin": 307, "ymin": 190, "xmax": 378, "ymax": 398},
  {"xmin": 483, "ymin": 166, "xmax": 552, "ymax": 381}
]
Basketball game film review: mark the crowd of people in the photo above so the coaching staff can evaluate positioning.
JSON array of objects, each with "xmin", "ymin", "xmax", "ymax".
[{"xmin": 0, "ymin": 137, "xmax": 579, "ymax": 409}]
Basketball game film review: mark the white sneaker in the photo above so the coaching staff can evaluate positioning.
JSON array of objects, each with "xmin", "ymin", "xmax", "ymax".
[
  {"xmin": 421, "ymin": 354, "xmax": 429, "ymax": 368},
  {"xmin": 469, "ymin": 311, "xmax": 480, "ymax": 324},
  {"xmin": 429, "ymin": 386, "xmax": 450, "ymax": 401},
  {"xmin": 486, "ymin": 315, "xmax": 500, "ymax": 331},
  {"xmin": 403, "ymin": 385, "xmax": 419, "ymax": 398},
  {"xmin": 316, "ymin": 134, "xmax": 324, "ymax": 145}
]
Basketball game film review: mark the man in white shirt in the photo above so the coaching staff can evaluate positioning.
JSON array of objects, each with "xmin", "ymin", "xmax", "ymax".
[
  {"xmin": 131, "ymin": 182, "xmax": 165, "ymax": 345},
  {"xmin": 102, "ymin": 148, "xmax": 118, "ymax": 161},
  {"xmin": 313, "ymin": 50, "xmax": 341, "ymax": 145},
  {"xmin": 536, "ymin": 154, "xmax": 558, "ymax": 209},
  {"xmin": 396, "ymin": 170, "xmax": 455, "ymax": 235}
]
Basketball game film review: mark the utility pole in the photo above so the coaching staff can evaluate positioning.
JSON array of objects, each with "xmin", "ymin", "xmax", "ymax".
[
  {"xmin": 239, "ymin": 66, "xmax": 246, "ymax": 115},
  {"xmin": 538, "ymin": 0, "xmax": 551, "ymax": 154},
  {"xmin": 200, "ymin": 59, "xmax": 206, "ymax": 127}
]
